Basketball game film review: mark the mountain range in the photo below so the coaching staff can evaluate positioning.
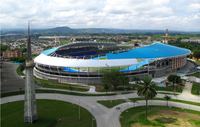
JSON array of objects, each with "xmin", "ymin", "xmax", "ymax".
[{"xmin": 1, "ymin": 26, "xmax": 200, "ymax": 36}]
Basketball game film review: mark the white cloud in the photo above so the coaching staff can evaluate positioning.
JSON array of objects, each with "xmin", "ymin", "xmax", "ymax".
[
  {"xmin": 0, "ymin": 0, "xmax": 199, "ymax": 31},
  {"xmin": 152, "ymin": 0, "xmax": 170, "ymax": 6},
  {"xmin": 188, "ymin": 2, "xmax": 200, "ymax": 11}
]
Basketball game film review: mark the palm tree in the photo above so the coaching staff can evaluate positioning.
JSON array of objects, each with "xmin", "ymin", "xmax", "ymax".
[
  {"xmin": 137, "ymin": 76, "xmax": 157, "ymax": 120},
  {"xmin": 164, "ymin": 95, "xmax": 171, "ymax": 107}
]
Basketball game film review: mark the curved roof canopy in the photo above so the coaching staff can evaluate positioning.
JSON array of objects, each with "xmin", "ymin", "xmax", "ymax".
[{"xmin": 34, "ymin": 54, "xmax": 138, "ymax": 67}]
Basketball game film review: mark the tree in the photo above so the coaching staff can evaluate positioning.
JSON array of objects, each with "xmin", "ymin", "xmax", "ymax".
[
  {"xmin": 131, "ymin": 76, "xmax": 140, "ymax": 84},
  {"xmin": 119, "ymin": 75, "xmax": 129, "ymax": 90},
  {"xmin": 10, "ymin": 57, "xmax": 25, "ymax": 63},
  {"xmin": 20, "ymin": 47, "xmax": 27, "ymax": 53},
  {"xmin": 102, "ymin": 70, "xmax": 129, "ymax": 91},
  {"xmin": 103, "ymin": 83, "xmax": 110, "ymax": 94},
  {"xmin": 137, "ymin": 76, "xmax": 157, "ymax": 120},
  {"xmin": 0, "ymin": 44, "xmax": 9, "ymax": 51},
  {"xmin": 193, "ymin": 51, "xmax": 200, "ymax": 59},
  {"xmin": 164, "ymin": 95, "xmax": 171, "ymax": 107},
  {"xmin": 167, "ymin": 74, "xmax": 181, "ymax": 93}
]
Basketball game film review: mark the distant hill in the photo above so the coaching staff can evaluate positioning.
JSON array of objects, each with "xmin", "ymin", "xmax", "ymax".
[
  {"xmin": 35, "ymin": 26, "xmax": 76, "ymax": 35},
  {"xmin": 1, "ymin": 26, "xmax": 200, "ymax": 36},
  {"xmin": 39, "ymin": 27, "xmax": 168, "ymax": 35}
]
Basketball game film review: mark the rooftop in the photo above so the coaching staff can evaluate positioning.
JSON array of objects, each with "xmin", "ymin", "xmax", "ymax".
[{"xmin": 104, "ymin": 42, "xmax": 191, "ymax": 59}]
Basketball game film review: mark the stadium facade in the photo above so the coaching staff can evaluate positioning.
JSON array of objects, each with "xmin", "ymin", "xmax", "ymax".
[{"xmin": 34, "ymin": 41, "xmax": 191, "ymax": 84}]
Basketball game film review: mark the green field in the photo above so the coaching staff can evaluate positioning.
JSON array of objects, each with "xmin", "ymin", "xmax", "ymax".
[
  {"xmin": 154, "ymin": 85, "xmax": 183, "ymax": 93},
  {"xmin": 34, "ymin": 78, "xmax": 89, "ymax": 92},
  {"xmin": 120, "ymin": 106, "xmax": 200, "ymax": 127},
  {"xmin": 0, "ymin": 89, "xmax": 117, "ymax": 98},
  {"xmin": 59, "ymin": 39, "xmax": 70, "ymax": 45},
  {"xmin": 192, "ymin": 83, "xmax": 200, "ymax": 95},
  {"xmin": 16, "ymin": 64, "xmax": 25, "ymax": 76},
  {"xmin": 16, "ymin": 66, "xmax": 90, "ymax": 93},
  {"xmin": 97, "ymin": 98, "xmax": 200, "ymax": 108},
  {"xmin": 190, "ymin": 72, "xmax": 200, "ymax": 78},
  {"xmin": 195, "ymin": 60, "xmax": 200, "ymax": 65},
  {"xmin": 97, "ymin": 99, "xmax": 127, "ymax": 108},
  {"xmin": 1, "ymin": 100, "xmax": 96, "ymax": 127}
]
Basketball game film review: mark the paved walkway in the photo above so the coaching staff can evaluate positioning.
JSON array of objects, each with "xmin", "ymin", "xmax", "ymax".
[
  {"xmin": 88, "ymin": 86, "xmax": 96, "ymax": 93},
  {"xmin": 177, "ymin": 81, "xmax": 200, "ymax": 102}
]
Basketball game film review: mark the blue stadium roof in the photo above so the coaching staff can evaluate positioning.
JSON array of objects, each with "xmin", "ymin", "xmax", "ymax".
[{"xmin": 105, "ymin": 42, "xmax": 191, "ymax": 59}]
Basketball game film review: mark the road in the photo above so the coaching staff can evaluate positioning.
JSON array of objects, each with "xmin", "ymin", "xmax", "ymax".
[{"xmin": 1, "ymin": 62, "xmax": 25, "ymax": 93}]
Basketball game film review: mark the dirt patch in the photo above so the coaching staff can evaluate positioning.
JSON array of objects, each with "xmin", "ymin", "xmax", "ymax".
[
  {"xmin": 131, "ymin": 110, "xmax": 200, "ymax": 127},
  {"xmin": 131, "ymin": 123, "xmax": 152, "ymax": 127},
  {"xmin": 159, "ymin": 110, "xmax": 179, "ymax": 115},
  {"xmin": 155, "ymin": 117, "xmax": 177, "ymax": 124}
]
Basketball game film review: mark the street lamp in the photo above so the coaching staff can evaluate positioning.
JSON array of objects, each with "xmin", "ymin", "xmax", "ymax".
[
  {"xmin": 91, "ymin": 106, "xmax": 95, "ymax": 127},
  {"xmin": 132, "ymin": 100, "xmax": 137, "ymax": 107},
  {"xmin": 91, "ymin": 117, "xmax": 95, "ymax": 127},
  {"xmin": 199, "ymin": 91, "xmax": 200, "ymax": 101},
  {"xmin": 78, "ymin": 99, "xmax": 81, "ymax": 120}
]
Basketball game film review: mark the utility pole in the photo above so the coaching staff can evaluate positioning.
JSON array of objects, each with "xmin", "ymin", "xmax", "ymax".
[
  {"xmin": 78, "ymin": 99, "xmax": 81, "ymax": 120},
  {"xmin": 91, "ymin": 107, "xmax": 95, "ymax": 127},
  {"xmin": 24, "ymin": 21, "xmax": 37, "ymax": 123}
]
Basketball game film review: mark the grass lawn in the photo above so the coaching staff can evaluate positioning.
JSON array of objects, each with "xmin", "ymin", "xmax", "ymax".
[
  {"xmin": 59, "ymin": 39, "xmax": 70, "ymax": 45},
  {"xmin": 97, "ymin": 99, "xmax": 127, "ymax": 108},
  {"xmin": 155, "ymin": 85, "xmax": 183, "ymax": 93},
  {"xmin": 0, "ymin": 89, "xmax": 117, "ymax": 98},
  {"xmin": 16, "ymin": 66, "xmax": 89, "ymax": 92},
  {"xmin": 195, "ymin": 60, "xmax": 200, "ymax": 65},
  {"xmin": 192, "ymin": 83, "xmax": 200, "ymax": 95},
  {"xmin": 120, "ymin": 106, "xmax": 200, "ymax": 127},
  {"xmin": 190, "ymin": 72, "xmax": 200, "ymax": 78},
  {"xmin": 169, "ymin": 99, "xmax": 200, "ymax": 106},
  {"xmin": 157, "ymin": 91, "xmax": 179, "ymax": 95},
  {"xmin": 16, "ymin": 64, "xmax": 25, "ymax": 76},
  {"xmin": 1, "ymin": 100, "xmax": 96, "ymax": 127},
  {"xmin": 97, "ymin": 98, "xmax": 200, "ymax": 108},
  {"xmin": 34, "ymin": 78, "xmax": 89, "ymax": 92}
]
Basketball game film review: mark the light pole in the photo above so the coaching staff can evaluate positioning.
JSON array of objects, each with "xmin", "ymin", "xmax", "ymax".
[
  {"xmin": 91, "ymin": 106, "xmax": 94, "ymax": 127},
  {"xmin": 91, "ymin": 117, "xmax": 95, "ymax": 127},
  {"xmin": 78, "ymin": 99, "xmax": 81, "ymax": 120},
  {"xmin": 132, "ymin": 100, "xmax": 137, "ymax": 107},
  {"xmin": 125, "ymin": 110, "xmax": 129, "ymax": 127},
  {"xmin": 199, "ymin": 91, "xmax": 200, "ymax": 101}
]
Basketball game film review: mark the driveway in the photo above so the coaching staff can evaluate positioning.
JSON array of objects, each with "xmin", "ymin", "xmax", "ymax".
[{"xmin": 1, "ymin": 62, "xmax": 25, "ymax": 93}]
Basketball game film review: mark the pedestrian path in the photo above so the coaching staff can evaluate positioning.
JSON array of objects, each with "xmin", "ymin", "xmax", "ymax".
[
  {"xmin": 177, "ymin": 81, "xmax": 200, "ymax": 102},
  {"xmin": 88, "ymin": 86, "xmax": 96, "ymax": 93}
]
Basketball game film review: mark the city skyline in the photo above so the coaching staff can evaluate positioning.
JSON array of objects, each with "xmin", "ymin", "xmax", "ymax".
[{"xmin": 1, "ymin": 0, "xmax": 200, "ymax": 31}]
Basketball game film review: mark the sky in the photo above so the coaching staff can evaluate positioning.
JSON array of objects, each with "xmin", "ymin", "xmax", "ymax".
[{"xmin": 0, "ymin": 0, "xmax": 200, "ymax": 31}]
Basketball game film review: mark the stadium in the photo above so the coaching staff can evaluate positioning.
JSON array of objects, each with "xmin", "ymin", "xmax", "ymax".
[{"xmin": 34, "ymin": 41, "xmax": 191, "ymax": 84}]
